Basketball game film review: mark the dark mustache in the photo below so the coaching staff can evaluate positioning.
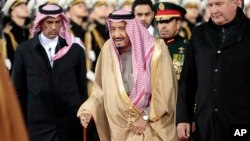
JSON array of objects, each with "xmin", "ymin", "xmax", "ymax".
[
  {"xmin": 114, "ymin": 38, "xmax": 124, "ymax": 40},
  {"xmin": 160, "ymin": 30, "xmax": 169, "ymax": 33}
]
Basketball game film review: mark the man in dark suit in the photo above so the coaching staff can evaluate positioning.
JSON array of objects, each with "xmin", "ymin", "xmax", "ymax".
[
  {"xmin": 12, "ymin": 3, "xmax": 87, "ymax": 141},
  {"xmin": 177, "ymin": 0, "xmax": 250, "ymax": 140}
]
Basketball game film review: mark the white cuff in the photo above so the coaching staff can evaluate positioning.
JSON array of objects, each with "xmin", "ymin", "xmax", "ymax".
[
  {"xmin": 5, "ymin": 59, "xmax": 11, "ymax": 70},
  {"xmin": 88, "ymin": 50, "xmax": 96, "ymax": 62},
  {"xmin": 87, "ymin": 71, "xmax": 95, "ymax": 82}
]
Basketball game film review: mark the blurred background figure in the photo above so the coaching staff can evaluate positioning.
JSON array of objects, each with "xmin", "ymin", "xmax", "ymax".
[
  {"xmin": 28, "ymin": 0, "xmax": 58, "ymax": 20},
  {"xmin": 85, "ymin": 0, "xmax": 115, "ymax": 8},
  {"xmin": 107, "ymin": 2, "xmax": 116, "ymax": 16},
  {"xmin": 132, "ymin": 0, "xmax": 156, "ymax": 36},
  {"xmin": 84, "ymin": 2, "xmax": 111, "ymax": 140},
  {"xmin": 0, "ymin": 55, "xmax": 29, "ymax": 141},
  {"xmin": 65, "ymin": 0, "xmax": 89, "ymax": 43},
  {"xmin": 120, "ymin": 0, "xmax": 134, "ymax": 11},
  {"xmin": 198, "ymin": 0, "xmax": 210, "ymax": 24},
  {"xmin": 85, "ymin": 1, "xmax": 109, "ymax": 80},
  {"xmin": 158, "ymin": 0, "xmax": 180, "ymax": 4},
  {"xmin": 245, "ymin": 0, "xmax": 250, "ymax": 18},
  {"xmin": 0, "ymin": 0, "xmax": 6, "ymax": 63},
  {"xmin": 180, "ymin": 0, "xmax": 201, "ymax": 40},
  {"xmin": 2, "ymin": 0, "xmax": 30, "ymax": 73}
]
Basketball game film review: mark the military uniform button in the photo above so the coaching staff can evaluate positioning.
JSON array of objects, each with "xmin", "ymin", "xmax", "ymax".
[
  {"xmin": 214, "ymin": 108, "xmax": 219, "ymax": 112},
  {"xmin": 213, "ymin": 89, "xmax": 217, "ymax": 92}
]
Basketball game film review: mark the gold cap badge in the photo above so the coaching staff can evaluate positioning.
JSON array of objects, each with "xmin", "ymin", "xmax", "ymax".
[{"xmin": 159, "ymin": 3, "xmax": 165, "ymax": 10}]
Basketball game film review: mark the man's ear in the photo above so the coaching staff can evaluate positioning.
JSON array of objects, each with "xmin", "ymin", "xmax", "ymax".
[
  {"xmin": 10, "ymin": 9, "xmax": 16, "ymax": 17},
  {"xmin": 233, "ymin": 0, "xmax": 240, "ymax": 8},
  {"xmin": 177, "ymin": 20, "xmax": 182, "ymax": 26},
  {"xmin": 235, "ymin": 0, "xmax": 244, "ymax": 8},
  {"xmin": 177, "ymin": 20, "xmax": 181, "ymax": 25}
]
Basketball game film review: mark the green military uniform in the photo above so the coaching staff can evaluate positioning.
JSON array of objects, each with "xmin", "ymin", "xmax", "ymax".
[
  {"xmin": 164, "ymin": 35, "xmax": 188, "ymax": 79},
  {"xmin": 154, "ymin": 2, "xmax": 187, "ymax": 79},
  {"xmin": 165, "ymin": 35, "xmax": 187, "ymax": 58}
]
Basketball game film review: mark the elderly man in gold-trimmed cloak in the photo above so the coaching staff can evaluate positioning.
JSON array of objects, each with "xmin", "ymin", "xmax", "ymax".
[{"xmin": 78, "ymin": 10, "xmax": 179, "ymax": 141}]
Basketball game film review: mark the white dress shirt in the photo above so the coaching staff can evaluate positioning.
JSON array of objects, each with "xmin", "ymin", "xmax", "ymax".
[
  {"xmin": 148, "ymin": 25, "xmax": 154, "ymax": 36},
  {"xmin": 39, "ymin": 33, "xmax": 59, "ymax": 67}
]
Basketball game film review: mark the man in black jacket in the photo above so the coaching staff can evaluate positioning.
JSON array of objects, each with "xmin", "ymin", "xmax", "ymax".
[
  {"xmin": 12, "ymin": 3, "xmax": 88, "ymax": 141},
  {"xmin": 67, "ymin": 0, "xmax": 88, "ymax": 43},
  {"xmin": 2, "ymin": 0, "xmax": 30, "ymax": 72},
  {"xmin": 176, "ymin": 0, "xmax": 250, "ymax": 140}
]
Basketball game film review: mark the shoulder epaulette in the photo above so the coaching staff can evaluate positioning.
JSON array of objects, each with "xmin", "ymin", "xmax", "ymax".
[
  {"xmin": 3, "ymin": 24, "xmax": 13, "ymax": 34},
  {"xmin": 87, "ymin": 23, "xmax": 96, "ymax": 32},
  {"xmin": 3, "ymin": 24, "xmax": 18, "ymax": 50},
  {"xmin": 181, "ymin": 21, "xmax": 188, "ymax": 28}
]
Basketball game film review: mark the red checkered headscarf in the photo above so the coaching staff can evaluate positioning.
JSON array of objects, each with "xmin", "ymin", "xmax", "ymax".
[
  {"xmin": 32, "ymin": 4, "xmax": 75, "ymax": 61},
  {"xmin": 107, "ymin": 10, "xmax": 155, "ymax": 109}
]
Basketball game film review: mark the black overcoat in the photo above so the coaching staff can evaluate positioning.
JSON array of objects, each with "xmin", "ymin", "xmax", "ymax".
[
  {"xmin": 12, "ymin": 34, "xmax": 88, "ymax": 141},
  {"xmin": 177, "ymin": 8, "xmax": 250, "ymax": 141}
]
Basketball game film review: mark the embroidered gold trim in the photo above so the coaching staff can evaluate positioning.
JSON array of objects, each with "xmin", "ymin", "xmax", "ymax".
[
  {"xmin": 112, "ymin": 48, "xmax": 140, "ymax": 116},
  {"xmin": 181, "ymin": 21, "xmax": 192, "ymax": 40},
  {"xmin": 6, "ymin": 32, "xmax": 18, "ymax": 51},
  {"xmin": 150, "ymin": 38, "xmax": 162, "ymax": 121},
  {"xmin": 84, "ymin": 32, "xmax": 93, "ymax": 71},
  {"xmin": 0, "ymin": 39, "xmax": 7, "ymax": 60},
  {"xmin": 92, "ymin": 28, "xmax": 105, "ymax": 49},
  {"xmin": 155, "ymin": 15, "xmax": 180, "ymax": 21}
]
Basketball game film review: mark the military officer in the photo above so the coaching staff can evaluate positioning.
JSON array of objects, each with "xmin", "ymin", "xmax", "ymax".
[
  {"xmin": 2, "ymin": 0, "xmax": 30, "ymax": 72},
  {"xmin": 154, "ymin": 2, "xmax": 188, "ymax": 79},
  {"xmin": 66, "ymin": 0, "xmax": 89, "ymax": 43}
]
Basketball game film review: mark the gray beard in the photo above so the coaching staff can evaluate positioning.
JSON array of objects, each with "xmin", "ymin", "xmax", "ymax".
[{"xmin": 116, "ymin": 46, "xmax": 125, "ymax": 48}]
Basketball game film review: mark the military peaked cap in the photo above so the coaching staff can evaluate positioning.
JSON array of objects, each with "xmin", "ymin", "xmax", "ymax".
[{"xmin": 154, "ymin": 2, "xmax": 186, "ymax": 21}]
